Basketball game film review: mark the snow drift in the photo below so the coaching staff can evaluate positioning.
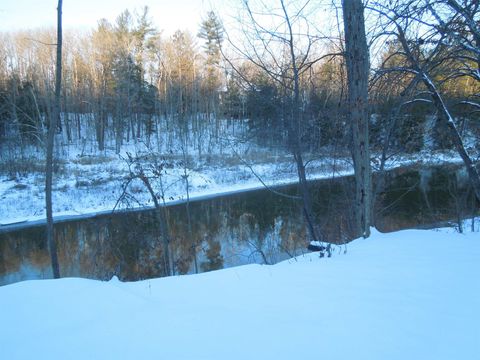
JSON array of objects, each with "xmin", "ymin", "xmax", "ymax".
[{"xmin": 0, "ymin": 228, "xmax": 478, "ymax": 360}]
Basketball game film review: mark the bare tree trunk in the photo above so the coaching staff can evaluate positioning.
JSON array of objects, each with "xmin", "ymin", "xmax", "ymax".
[
  {"xmin": 180, "ymin": 139, "xmax": 198, "ymax": 273},
  {"xmin": 46, "ymin": 0, "xmax": 62, "ymax": 278},
  {"xmin": 343, "ymin": 0, "xmax": 371, "ymax": 238},
  {"xmin": 138, "ymin": 173, "xmax": 172, "ymax": 277},
  {"xmin": 279, "ymin": 0, "xmax": 321, "ymax": 244}
]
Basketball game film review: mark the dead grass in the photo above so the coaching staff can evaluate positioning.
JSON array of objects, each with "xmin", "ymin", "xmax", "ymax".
[
  {"xmin": 11, "ymin": 183, "xmax": 28, "ymax": 190},
  {"xmin": 200, "ymin": 150, "xmax": 292, "ymax": 168},
  {"xmin": 71, "ymin": 155, "xmax": 115, "ymax": 166},
  {"xmin": 0, "ymin": 157, "xmax": 67, "ymax": 177},
  {"xmin": 75, "ymin": 176, "xmax": 112, "ymax": 188}
]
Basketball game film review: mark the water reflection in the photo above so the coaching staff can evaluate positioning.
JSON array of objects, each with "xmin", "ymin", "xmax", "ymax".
[{"xmin": 0, "ymin": 165, "xmax": 477, "ymax": 285}]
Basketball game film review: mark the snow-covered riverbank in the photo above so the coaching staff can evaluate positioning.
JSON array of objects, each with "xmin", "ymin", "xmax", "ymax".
[
  {"xmin": 0, "ymin": 227, "xmax": 478, "ymax": 359},
  {"xmin": 0, "ymin": 145, "xmax": 465, "ymax": 228}
]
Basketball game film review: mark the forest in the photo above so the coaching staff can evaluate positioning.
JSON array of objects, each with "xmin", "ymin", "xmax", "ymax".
[{"xmin": 0, "ymin": 1, "xmax": 478, "ymax": 156}]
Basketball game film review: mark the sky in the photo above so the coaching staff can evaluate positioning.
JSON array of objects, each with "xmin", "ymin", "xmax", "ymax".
[{"xmin": 0, "ymin": 0, "xmax": 223, "ymax": 35}]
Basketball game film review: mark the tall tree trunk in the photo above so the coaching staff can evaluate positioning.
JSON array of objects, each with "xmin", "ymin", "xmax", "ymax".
[
  {"xmin": 46, "ymin": 0, "xmax": 62, "ymax": 278},
  {"xmin": 280, "ymin": 0, "xmax": 321, "ymax": 244},
  {"xmin": 343, "ymin": 0, "xmax": 371, "ymax": 238}
]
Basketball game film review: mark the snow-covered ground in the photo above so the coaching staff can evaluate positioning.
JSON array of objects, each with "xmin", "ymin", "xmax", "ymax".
[
  {"xmin": 0, "ymin": 227, "xmax": 478, "ymax": 359},
  {"xmin": 0, "ymin": 136, "xmax": 465, "ymax": 227}
]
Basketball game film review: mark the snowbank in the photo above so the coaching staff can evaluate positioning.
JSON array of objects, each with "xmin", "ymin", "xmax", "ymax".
[
  {"xmin": 0, "ymin": 228, "xmax": 478, "ymax": 359},
  {"xmin": 0, "ymin": 149, "xmax": 465, "ymax": 228}
]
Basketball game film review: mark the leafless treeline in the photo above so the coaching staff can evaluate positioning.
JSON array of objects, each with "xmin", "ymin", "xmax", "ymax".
[
  {"xmin": 0, "ymin": 8, "xmax": 228, "ymax": 154},
  {"xmin": 0, "ymin": 2, "xmax": 478, "ymax": 155}
]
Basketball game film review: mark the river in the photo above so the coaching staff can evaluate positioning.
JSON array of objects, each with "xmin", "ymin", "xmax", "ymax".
[{"xmin": 0, "ymin": 164, "xmax": 477, "ymax": 285}]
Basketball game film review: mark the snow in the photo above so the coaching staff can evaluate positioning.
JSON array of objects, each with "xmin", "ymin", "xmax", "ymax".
[
  {"xmin": 0, "ymin": 227, "xmax": 478, "ymax": 359},
  {"xmin": 0, "ymin": 142, "xmax": 466, "ymax": 229},
  {"xmin": 1, "ymin": 112, "xmax": 476, "ymax": 228}
]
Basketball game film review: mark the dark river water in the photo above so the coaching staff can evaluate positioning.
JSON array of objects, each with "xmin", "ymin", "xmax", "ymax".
[{"xmin": 0, "ymin": 164, "xmax": 477, "ymax": 285}]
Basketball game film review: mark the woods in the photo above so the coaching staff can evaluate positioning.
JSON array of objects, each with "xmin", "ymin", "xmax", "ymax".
[{"xmin": 0, "ymin": 7, "xmax": 225, "ymax": 156}]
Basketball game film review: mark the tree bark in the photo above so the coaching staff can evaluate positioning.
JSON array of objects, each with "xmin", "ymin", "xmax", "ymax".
[
  {"xmin": 46, "ymin": 0, "xmax": 62, "ymax": 278},
  {"xmin": 343, "ymin": 0, "xmax": 372, "ymax": 238}
]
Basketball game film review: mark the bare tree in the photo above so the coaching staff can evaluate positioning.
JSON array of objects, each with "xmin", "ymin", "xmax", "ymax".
[
  {"xmin": 46, "ymin": 0, "xmax": 62, "ymax": 278},
  {"xmin": 115, "ymin": 152, "xmax": 173, "ymax": 276},
  {"xmin": 225, "ymin": 0, "xmax": 332, "ymax": 247},
  {"xmin": 370, "ymin": 0, "xmax": 480, "ymax": 202},
  {"xmin": 342, "ymin": 0, "xmax": 372, "ymax": 238}
]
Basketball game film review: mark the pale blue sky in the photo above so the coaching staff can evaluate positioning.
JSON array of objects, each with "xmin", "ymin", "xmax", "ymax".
[{"xmin": 0, "ymin": 0, "xmax": 222, "ymax": 34}]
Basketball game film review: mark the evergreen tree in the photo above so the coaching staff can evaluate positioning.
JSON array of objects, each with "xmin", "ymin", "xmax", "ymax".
[
  {"xmin": 198, "ymin": 11, "xmax": 224, "ymax": 118},
  {"xmin": 198, "ymin": 11, "xmax": 224, "ymax": 67}
]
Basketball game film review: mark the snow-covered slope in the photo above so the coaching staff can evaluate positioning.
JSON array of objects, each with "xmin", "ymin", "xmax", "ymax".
[{"xmin": 0, "ymin": 228, "xmax": 478, "ymax": 360}]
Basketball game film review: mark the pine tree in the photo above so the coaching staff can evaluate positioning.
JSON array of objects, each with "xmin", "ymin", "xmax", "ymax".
[
  {"xmin": 198, "ymin": 11, "xmax": 224, "ymax": 119},
  {"xmin": 198, "ymin": 11, "xmax": 224, "ymax": 67}
]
